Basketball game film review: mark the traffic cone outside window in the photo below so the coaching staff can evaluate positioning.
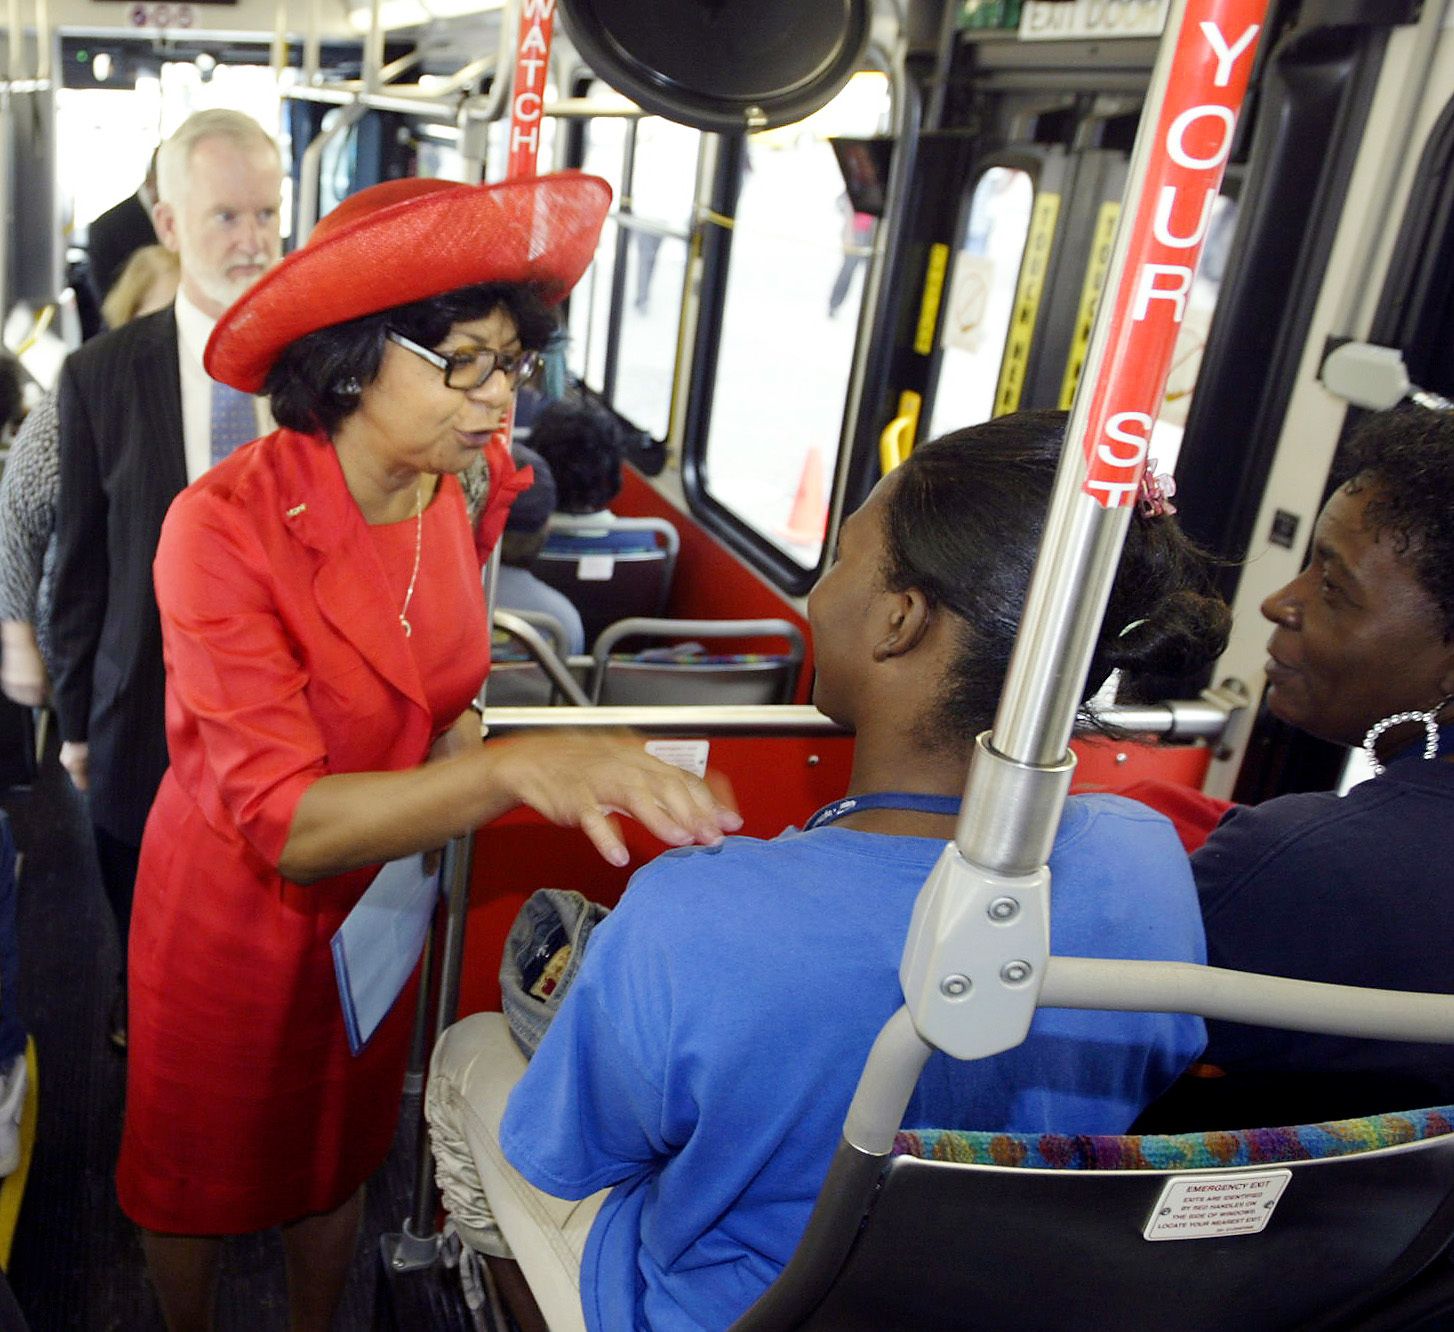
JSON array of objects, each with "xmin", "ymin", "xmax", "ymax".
[{"xmin": 778, "ymin": 447, "xmax": 828, "ymax": 547}]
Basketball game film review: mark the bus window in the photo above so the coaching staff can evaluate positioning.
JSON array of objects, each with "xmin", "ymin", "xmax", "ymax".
[
  {"xmin": 611, "ymin": 116, "xmax": 700, "ymax": 440},
  {"xmin": 566, "ymin": 84, "xmax": 629, "ymax": 396},
  {"xmin": 699, "ymin": 71, "xmax": 891, "ymax": 574},
  {"xmin": 928, "ymin": 166, "xmax": 1035, "ymax": 438}
]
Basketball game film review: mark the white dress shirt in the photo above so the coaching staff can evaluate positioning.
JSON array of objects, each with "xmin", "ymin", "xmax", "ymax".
[{"xmin": 173, "ymin": 289, "xmax": 269, "ymax": 484}]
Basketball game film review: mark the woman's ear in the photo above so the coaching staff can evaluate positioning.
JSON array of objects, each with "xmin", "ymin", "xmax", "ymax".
[{"xmin": 872, "ymin": 588, "xmax": 933, "ymax": 662}]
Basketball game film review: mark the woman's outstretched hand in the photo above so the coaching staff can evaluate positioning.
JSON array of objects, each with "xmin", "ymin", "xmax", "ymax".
[{"xmin": 491, "ymin": 730, "xmax": 742, "ymax": 867}]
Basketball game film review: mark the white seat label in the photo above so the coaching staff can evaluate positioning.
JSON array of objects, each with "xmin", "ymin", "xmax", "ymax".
[
  {"xmin": 645, "ymin": 739, "xmax": 710, "ymax": 779},
  {"xmin": 576, "ymin": 555, "xmax": 615, "ymax": 581},
  {"xmin": 1143, "ymin": 1168, "xmax": 1292, "ymax": 1241}
]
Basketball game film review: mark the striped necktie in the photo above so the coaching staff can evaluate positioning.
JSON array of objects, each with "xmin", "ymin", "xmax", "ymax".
[{"xmin": 210, "ymin": 380, "xmax": 257, "ymax": 468}]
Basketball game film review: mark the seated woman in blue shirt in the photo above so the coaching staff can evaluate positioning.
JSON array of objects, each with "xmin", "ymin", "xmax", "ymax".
[
  {"xmin": 427, "ymin": 410, "xmax": 1231, "ymax": 1332},
  {"xmin": 1165, "ymin": 407, "xmax": 1454, "ymax": 1129}
]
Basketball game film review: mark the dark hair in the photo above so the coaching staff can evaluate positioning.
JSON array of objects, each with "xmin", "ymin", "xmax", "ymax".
[
  {"xmin": 0, "ymin": 353, "xmax": 23, "ymax": 433},
  {"xmin": 1340, "ymin": 408, "xmax": 1454, "ymax": 642},
  {"xmin": 525, "ymin": 397, "xmax": 627, "ymax": 513},
  {"xmin": 265, "ymin": 282, "xmax": 558, "ymax": 437},
  {"xmin": 881, "ymin": 410, "xmax": 1230, "ymax": 747}
]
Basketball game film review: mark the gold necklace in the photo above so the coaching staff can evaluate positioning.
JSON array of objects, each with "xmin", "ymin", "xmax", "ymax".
[{"xmin": 399, "ymin": 479, "xmax": 424, "ymax": 637}]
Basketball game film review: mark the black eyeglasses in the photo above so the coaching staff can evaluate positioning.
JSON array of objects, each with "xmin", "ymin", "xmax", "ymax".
[{"xmin": 386, "ymin": 330, "xmax": 542, "ymax": 391}]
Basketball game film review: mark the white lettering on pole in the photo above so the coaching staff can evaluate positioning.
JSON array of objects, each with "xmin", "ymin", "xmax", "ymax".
[
  {"xmin": 1099, "ymin": 411, "xmax": 1153, "ymax": 465},
  {"xmin": 520, "ymin": 0, "xmax": 555, "ymax": 17},
  {"xmin": 1152, "ymin": 184, "xmax": 1217, "ymax": 248},
  {"xmin": 513, "ymin": 90, "xmax": 542, "ymax": 122},
  {"xmin": 1166, "ymin": 104, "xmax": 1235, "ymax": 169},
  {"xmin": 511, "ymin": 125, "xmax": 539, "ymax": 154},
  {"xmin": 1086, "ymin": 413, "xmax": 1153, "ymax": 505},
  {"xmin": 1131, "ymin": 264, "xmax": 1193, "ymax": 321},
  {"xmin": 521, "ymin": 22, "xmax": 548, "ymax": 53},
  {"xmin": 518, "ymin": 56, "xmax": 545, "ymax": 82},
  {"xmin": 1079, "ymin": 0, "xmax": 1265, "ymax": 509},
  {"xmin": 1200, "ymin": 20, "xmax": 1259, "ymax": 85}
]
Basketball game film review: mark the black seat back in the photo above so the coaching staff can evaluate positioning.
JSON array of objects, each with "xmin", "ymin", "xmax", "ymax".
[
  {"xmin": 792, "ymin": 1120, "xmax": 1454, "ymax": 1332},
  {"xmin": 531, "ymin": 517, "xmax": 679, "ymax": 645}
]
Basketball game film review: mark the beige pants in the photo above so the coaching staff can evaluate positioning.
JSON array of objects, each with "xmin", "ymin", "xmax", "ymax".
[{"xmin": 425, "ymin": 1012, "xmax": 608, "ymax": 1332}]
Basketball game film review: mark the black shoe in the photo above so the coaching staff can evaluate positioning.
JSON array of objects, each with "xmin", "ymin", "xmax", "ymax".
[{"xmin": 108, "ymin": 988, "xmax": 127, "ymax": 1051}]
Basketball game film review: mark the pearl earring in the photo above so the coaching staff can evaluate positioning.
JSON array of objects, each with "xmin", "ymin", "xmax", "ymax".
[
  {"xmin": 1361, "ymin": 697, "xmax": 1452, "ymax": 776},
  {"xmin": 337, "ymin": 377, "xmax": 362, "ymax": 397}
]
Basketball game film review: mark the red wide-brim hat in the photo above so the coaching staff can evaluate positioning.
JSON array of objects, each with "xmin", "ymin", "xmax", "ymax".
[{"xmin": 206, "ymin": 171, "xmax": 612, "ymax": 393}]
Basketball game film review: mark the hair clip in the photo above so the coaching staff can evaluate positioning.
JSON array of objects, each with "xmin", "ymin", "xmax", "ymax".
[{"xmin": 1137, "ymin": 463, "xmax": 1177, "ymax": 519}]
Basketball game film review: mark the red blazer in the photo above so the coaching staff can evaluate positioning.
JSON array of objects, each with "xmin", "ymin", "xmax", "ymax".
[
  {"xmin": 119, "ymin": 428, "xmax": 492, "ymax": 1232},
  {"xmin": 150, "ymin": 427, "xmax": 490, "ymax": 883}
]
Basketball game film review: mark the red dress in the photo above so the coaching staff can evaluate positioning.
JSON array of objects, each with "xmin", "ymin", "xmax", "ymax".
[{"xmin": 117, "ymin": 429, "xmax": 491, "ymax": 1233}]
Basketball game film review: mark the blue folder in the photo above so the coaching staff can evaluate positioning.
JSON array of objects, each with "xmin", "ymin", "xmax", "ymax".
[{"xmin": 331, "ymin": 854, "xmax": 441, "ymax": 1055}]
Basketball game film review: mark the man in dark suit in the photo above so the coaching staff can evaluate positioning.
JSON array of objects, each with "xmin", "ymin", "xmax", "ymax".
[
  {"xmin": 51, "ymin": 109, "xmax": 282, "ymax": 1046},
  {"xmin": 85, "ymin": 148, "xmax": 160, "ymax": 314}
]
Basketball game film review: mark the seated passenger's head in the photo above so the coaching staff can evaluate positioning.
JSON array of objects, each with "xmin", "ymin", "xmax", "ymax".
[
  {"xmin": 527, "ymin": 398, "xmax": 627, "ymax": 513},
  {"xmin": 808, "ymin": 410, "xmax": 1230, "ymax": 748},
  {"xmin": 501, "ymin": 446, "xmax": 558, "ymax": 567},
  {"xmin": 1261, "ymin": 407, "xmax": 1454, "ymax": 752}
]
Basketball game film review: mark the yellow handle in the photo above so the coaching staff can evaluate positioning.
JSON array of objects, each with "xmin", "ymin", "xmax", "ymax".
[
  {"xmin": 15, "ymin": 305, "xmax": 55, "ymax": 356},
  {"xmin": 878, "ymin": 389, "xmax": 922, "ymax": 475}
]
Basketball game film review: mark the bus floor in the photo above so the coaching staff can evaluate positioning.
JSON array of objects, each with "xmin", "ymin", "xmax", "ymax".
[{"xmin": 0, "ymin": 735, "xmax": 497, "ymax": 1332}]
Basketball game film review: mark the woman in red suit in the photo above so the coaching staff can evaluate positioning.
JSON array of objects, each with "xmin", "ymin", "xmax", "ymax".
[{"xmin": 116, "ymin": 173, "xmax": 740, "ymax": 1330}]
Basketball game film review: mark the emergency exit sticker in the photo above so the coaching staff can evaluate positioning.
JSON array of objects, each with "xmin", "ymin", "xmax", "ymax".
[{"xmin": 1143, "ymin": 1168, "xmax": 1291, "ymax": 1240}]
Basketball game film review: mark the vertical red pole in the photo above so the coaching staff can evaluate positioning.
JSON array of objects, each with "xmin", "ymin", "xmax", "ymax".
[
  {"xmin": 986, "ymin": 0, "xmax": 1270, "ymax": 781},
  {"xmin": 1075, "ymin": 0, "xmax": 1265, "ymax": 510},
  {"xmin": 485, "ymin": 0, "xmax": 558, "ymax": 625},
  {"xmin": 507, "ymin": 0, "xmax": 556, "ymax": 180}
]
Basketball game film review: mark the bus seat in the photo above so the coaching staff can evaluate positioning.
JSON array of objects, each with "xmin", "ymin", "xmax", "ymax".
[
  {"xmin": 588, "ymin": 617, "xmax": 805, "ymax": 706},
  {"xmin": 487, "ymin": 610, "xmax": 590, "ymax": 708},
  {"xmin": 735, "ymin": 1109, "xmax": 1454, "ymax": 1331},
  {"xmin": 531, "ymin": 516, "xmax": 679, "ymax": 645}
]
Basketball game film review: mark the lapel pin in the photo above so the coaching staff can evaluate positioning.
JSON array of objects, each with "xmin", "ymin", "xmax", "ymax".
[{"xmin": 286, "ymin": 503, "xmax": 308, "ymax": 517}]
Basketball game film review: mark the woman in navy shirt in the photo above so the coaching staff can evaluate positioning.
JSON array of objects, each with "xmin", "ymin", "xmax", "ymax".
[{"xmin": 1189, "ymin": 407, "xmax": 1454, "ymax": 1125}]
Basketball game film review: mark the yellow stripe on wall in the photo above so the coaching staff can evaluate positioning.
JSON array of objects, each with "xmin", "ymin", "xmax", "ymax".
[
  {"xmin": 914, "ymin": 242, "xmax": 951, "ymax": 356},
  {"xmin": 1059, "ymin": 200, "xmax": 1121, "ymax": 409},
  {"xmin": 993, "ymin": 191, "xmax": 1061, "ymax": 417}
]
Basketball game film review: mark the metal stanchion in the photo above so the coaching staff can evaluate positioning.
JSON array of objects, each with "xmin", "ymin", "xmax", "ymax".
[{"xmin": 382, "ymin": 832, "xmax": 474, "ymax": 1274}]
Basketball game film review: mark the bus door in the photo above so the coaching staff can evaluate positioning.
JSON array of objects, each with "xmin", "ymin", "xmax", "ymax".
[{"xmin": 924, "ymin": 145, "xmax": 1074, "ymax": 440}]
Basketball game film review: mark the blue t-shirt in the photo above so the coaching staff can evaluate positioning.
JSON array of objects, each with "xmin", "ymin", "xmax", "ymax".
[{"xmin": 501, "ymin": 795, "xmax": 1206, "ymax": 1332}]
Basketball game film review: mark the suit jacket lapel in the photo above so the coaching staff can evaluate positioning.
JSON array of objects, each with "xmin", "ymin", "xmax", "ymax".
[
  {"xmin": 277, "ymin": 431, "xmax": 431, "ymax": 717},
  {"xmin": 140, "ymin": 309, "xmax": 187, "ymax": 497}
]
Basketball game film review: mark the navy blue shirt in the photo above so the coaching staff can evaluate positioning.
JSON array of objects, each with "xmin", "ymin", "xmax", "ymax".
[{"xmin": 1195, "ymin": 742, "xmax": 1454, "ymax": 1093}]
